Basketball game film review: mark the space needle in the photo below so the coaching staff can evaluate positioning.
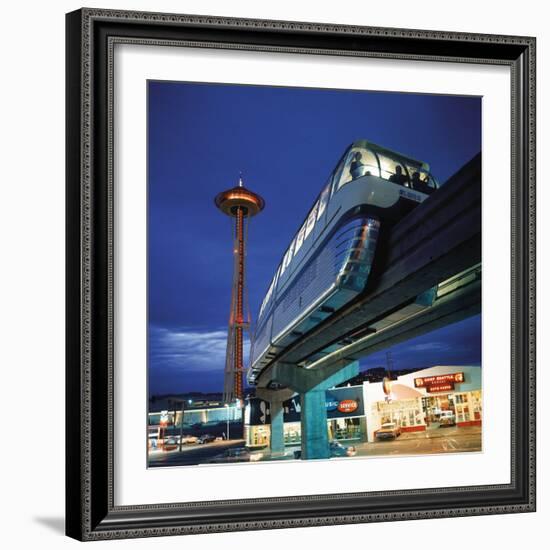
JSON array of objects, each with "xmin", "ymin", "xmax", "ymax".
[{"xmin": 215, "ymin": 176, "xmax": 265, "ymax": 404}]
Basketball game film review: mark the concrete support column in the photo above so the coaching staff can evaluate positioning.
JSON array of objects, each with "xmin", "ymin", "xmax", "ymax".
[
  {"xmin": 300, "ymin": 390, "xmax": 330, "ymax": 460},
  {"xmin": 257, "ymin": 359, "xmax": 359, "ymax": 461},
  {"xmin": 270, "ymin": 399, "xmax": 285, "ymax": 456},
  {"xmin": 255, "ymin": 388, "xmax": 295, "ymax": 458}
]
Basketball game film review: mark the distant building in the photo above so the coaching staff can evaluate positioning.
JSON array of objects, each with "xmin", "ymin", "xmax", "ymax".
[
  {"xmin": 149, "ymin": 392, "xmax": 224, "ymax": 413},
  {"xmin": 148, "ymin": 396, "xmax": 243, "ymax": 444}
]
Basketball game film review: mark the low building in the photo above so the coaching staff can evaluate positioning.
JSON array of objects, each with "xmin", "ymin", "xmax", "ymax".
[
  {"xmin": 148, "ymin": 401, "xmax": 243, "ymax": 446},
  {"xmin": 244, "ymin": 365, "xmax": 481, "ymax": 449},
  {"xmin": 363, "ymin": 365, "xmax": 482, "ymax": 442},
  {"xmin": 244, "ymin": 385, "xmax": 366, "ymax": 448}
]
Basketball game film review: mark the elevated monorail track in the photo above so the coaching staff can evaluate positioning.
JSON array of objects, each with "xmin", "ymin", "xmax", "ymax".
[{"xmin": 256, "ymin": 153, "xmax": 481, "ymax": 388}]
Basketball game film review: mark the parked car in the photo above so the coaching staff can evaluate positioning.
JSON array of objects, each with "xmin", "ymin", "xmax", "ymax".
[
  {"xmin": 374, "ymin": 422, "xmax": 402, "ymax": 440},
  {"xmin": 293, "ymin": 441, "xmax": 356, "ymax": 460},
  {"xmin": 439, "ymin": 410, "xmax": 456, "ymax": 426},
  {"xmin": 197, "ymin": 434, "xmax": 216, "ymax": 444},
  {"xmin": 329, "ymin": 441, "xmax": 357, "ymax": 457},
  {"xmin": 162, "ymin": 437, "xmax": 179, "ymax": 451},
  {"xmin": 208, "ymin": 447, "xmax": 262, "ymax": 463},
  {"xmin": 180, "ymin": 435, "xmax": 198, "ymax": 445}
]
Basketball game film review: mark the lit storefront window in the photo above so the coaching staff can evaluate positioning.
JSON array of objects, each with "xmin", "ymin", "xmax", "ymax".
[
  {"xmin": 453, "ymin": 390, "xmax": 482, "ymax": 425},
  {"xmin": 283, "ymin": 423, "xmax": 301, "ymax": 445},
  {"xmin": 328, "ymin": 417, "xmax": 365, "ymax": 441},
  {"xmin": 375, "ymin": 398, "xmax": 425, "ymax": 430},
  {"xmin": 246, "ymin": 425, "xmax": 270, "ymax": 448}
]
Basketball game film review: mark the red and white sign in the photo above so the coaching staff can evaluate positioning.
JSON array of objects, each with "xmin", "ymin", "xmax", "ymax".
[
  {"xmin": 414, "ymin": 372, "xmax": 464, "ymax": 393},
  {"xmin": 337, "ymin": 399, "xmax": 358, "ymax": 413},
  {"xmin": 426, "ymin": 382, "xmax": 454, "ymax": 393}
]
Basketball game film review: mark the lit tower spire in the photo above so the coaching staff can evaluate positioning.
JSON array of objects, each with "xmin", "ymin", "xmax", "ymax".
[{"xmin": 215, "ymin": 175, "xmax": 265, "ymax": 404}]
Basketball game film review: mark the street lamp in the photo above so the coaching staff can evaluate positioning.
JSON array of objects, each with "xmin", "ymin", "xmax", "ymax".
[
  {"xmin": 178, "ymin": 401, "xmax": 185, "ymax": 452},
  {"xmin": 235, "ymin": 398, "xmax": 244, "ymax": 441},
  {"xmin": 177, "ymin": 399, "xmax": 193, "ymax": 452},
  {"xmin": 224, "ymin": 403, "xmax": 230, "ymax": 440}
]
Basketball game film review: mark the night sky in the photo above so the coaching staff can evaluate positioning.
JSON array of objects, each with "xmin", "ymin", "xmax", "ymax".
[{"xmin": 148, "ymin": 81, "xmax": 481, "ymax": 396}]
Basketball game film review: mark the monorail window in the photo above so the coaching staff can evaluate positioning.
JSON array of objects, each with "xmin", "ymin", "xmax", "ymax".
[
  {"xmin": 260, "ymin": 268, "xmax": 279, "ymax": 316},
  {"xmin": 304, "ymin": 202, "xmax": 318, "ymax": 239},
  {"xmin": 281, "ymin": 240, "xmax": 295, "ymax": 274},
  {"xmin": 347, "ymin": 148, "xmax": 379, "ymax": 181},
  {"xmin": 407, "ymin": 167, "xmax": 437, "ymax": 194},
  {"xmin": 336, "ymin": 147, "xmax": 379, "ymax": 191},
  {"xmin": 294, "ymin": 222, "xmax": 307, "ymax": 254},
  {"xmin": 378, "ymin": 154, "xmax": 409, "ymax": 186},
  {"xmin": 294, "ymin": 199, "xmax": 319, "ymax": 256},
  {"xmin": 330, "ymin": 155, "xmax": 347, "ymax": 197},
  {"xmin": 316, "ymin": 182, "xmax": 331, "ymax": 221}
]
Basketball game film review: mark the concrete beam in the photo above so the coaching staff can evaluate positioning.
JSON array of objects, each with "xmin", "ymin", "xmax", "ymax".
[
  {"xmin": 346, "ymin": 280, "xmax": 481, "ymax": 361},
  {"xmin": 256, "ymin": 363, "xmax": 358, "ymax": 460},
  {"xmin": 263, "ymin": 359, "xmax": 358, "ymax": 394},
  {"xmin": 254, "ymin": 388, "xmax": 295, "ymax": 403},
  {"xmin": 308, "ymin": 276, "xmax": 481, "ymax": 370}
]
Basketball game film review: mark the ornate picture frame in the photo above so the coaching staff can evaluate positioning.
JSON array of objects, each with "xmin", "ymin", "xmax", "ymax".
[{"xmin": 66, "ymin": 8, "xmax": 536, "ymax": 541}]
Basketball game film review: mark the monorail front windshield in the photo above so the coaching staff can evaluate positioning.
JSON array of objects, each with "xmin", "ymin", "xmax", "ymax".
[{"xmin": 332, "ymin": 142, "xmax": 438, "ymax": 195}]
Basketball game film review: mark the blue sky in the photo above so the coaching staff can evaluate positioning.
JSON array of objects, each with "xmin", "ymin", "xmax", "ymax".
[{"xmin": 148, "ymin": 81, "xmax": 481, "ymax": 395}]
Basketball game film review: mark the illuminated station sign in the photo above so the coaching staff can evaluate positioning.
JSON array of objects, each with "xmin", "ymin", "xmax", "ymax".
[{"xmin": 414, "ymin": 372, "xmax": 465, "ymax": 393}]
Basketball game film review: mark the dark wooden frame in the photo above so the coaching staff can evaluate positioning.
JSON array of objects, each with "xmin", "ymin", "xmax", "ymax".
[{"xmin": 66, "ymin": 8, "xmax": 536, "ymax": 541}]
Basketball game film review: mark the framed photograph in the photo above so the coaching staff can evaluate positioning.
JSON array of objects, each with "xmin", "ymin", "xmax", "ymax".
[{"xmin": 66, "ymin": 8, "xmax": 536, "ymax": 541}]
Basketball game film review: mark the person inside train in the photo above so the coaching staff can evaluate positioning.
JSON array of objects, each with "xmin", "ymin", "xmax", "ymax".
[
  {"xmin": 389, "ymin": 164, "xmax": 408, "ymax": 185},
  {"xmin": 350, "ymin": 151, "xmax": 365, "ymax": 179},
  {"xmin": 412, "ymin": 171, "xmax": 435, "ymax": 195},
  {"xmin": 349, "ymin": 151, "xmax": 363, "ymax": 179},
  {"xmin": 420, "ymin": 174, "xmax": 436, "ymax": 194},
  {"xmin": 411, "ymin": 171, "xmax": 422, "ymax": 190}
]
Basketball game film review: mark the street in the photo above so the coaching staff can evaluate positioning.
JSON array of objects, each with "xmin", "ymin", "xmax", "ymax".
[
  {"xmin": 255, "ymin": 426, "xmax": 481, "ymax": 462},
  {"xmin": 148, "ymin": 439, "xmax": 246, "ymax": 467},
  {"xmin": 355, "ymin": 425, "xmax": 481, "ymax": 457},
  {"xmin": 148, "ymin": 426, "xmax": 481, "ymax": 467}
]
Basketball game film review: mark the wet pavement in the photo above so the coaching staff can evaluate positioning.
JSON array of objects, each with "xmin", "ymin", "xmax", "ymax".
[
  {"xmin": 148, "ymin": 439, "xmax": 246, "ymax": 467},
  {"xmin": 354, "ymin": 425, "xmax": 481, "ymax": 457},
  {"xmin": 147, "ymin": 426, "xmax": 481, "ymax": 467}
]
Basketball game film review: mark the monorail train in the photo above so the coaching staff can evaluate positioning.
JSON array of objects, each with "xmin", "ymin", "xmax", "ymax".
[{"xmin": 248, "ymin": 140, "xmax": 439, "ymax": 385}]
